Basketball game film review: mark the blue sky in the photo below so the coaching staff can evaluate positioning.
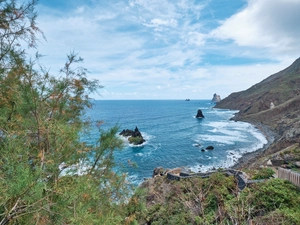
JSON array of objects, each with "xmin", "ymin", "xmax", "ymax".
[{"xmin": 34, "ymin": 0, "xmax": 300, "ymax": 100}]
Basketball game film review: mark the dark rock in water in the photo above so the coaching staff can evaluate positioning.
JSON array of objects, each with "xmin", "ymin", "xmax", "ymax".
[
  {"xmin": 206, "ymin": 146, "xmax": 214, "ymax": 150},
  {"xmin": 201, "ymin": 148, "xmax": 205, "ymax": 152},
  {"xmin": 119, "ymin": 126, "xmax": 145, "ymax": 145},
  {"xmin": 196, "ymin": 109, "xmax": 205, "ymax": 118},
  {"xmin": 119, "ymin": 129, "xmax": 131, "ymax": 137}
]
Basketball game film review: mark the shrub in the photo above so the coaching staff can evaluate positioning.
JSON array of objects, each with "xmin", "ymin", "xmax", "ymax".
[{"xmin": 252, "ymin": 167, "xmax": 275, "ymax": 179}]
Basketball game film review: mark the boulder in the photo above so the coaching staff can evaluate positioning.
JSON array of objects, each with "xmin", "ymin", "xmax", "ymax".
[
  {"xmin": 206, "ymin": 146, "xmax": 214, "ymax": 150},
  {"xmin": 294, "ymin": 161, "xmax": 300, "ymax": 168},
  {"xmin": 196, "ymin": 109, "xmax": 205, "ymax": 118},
  {"xmin": 267, "ymin": 159, "xmax": 273, "ymax": 166}
]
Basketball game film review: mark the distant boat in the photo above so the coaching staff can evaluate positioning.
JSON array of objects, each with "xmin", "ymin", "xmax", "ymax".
[{"xmin": 185, "ymin": 99, "xmax": 190, "ymax": 101}]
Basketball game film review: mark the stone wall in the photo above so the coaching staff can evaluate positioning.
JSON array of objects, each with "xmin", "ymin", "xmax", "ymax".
[{"xmin": 166, "ymin": 169, "xmax": 252, "ymax": 190}]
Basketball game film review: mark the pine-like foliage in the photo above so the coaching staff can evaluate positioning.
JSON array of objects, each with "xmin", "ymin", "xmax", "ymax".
[{"xmin": 0, "ymin": 1, "xmax": 130, "ymax": 224}]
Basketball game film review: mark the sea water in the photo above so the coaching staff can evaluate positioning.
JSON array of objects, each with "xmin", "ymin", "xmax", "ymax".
[{"xmin": 84, "ymin": 100, "xmax": 267, "ymax": 185}]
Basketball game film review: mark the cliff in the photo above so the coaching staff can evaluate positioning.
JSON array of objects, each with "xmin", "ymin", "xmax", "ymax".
[{"xmin": 215, "ymin": 57, "xmax": 300, "ymax": 155}]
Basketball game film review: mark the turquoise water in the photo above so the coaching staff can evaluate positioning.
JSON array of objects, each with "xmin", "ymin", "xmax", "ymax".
[{"xmin": 84, "ymin": 100, "xmax": 267, "ymax": 184}]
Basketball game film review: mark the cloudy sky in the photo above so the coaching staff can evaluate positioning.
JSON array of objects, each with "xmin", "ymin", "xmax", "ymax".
[{"xmin": 35, "ymin": 0, "xmax": 300, "ymax": 100}]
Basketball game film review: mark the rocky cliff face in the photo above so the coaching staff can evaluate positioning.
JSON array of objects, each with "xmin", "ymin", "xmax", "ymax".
[{"xmin": 215, "ymin": 57, "xmax": 300, "ymax": 154}]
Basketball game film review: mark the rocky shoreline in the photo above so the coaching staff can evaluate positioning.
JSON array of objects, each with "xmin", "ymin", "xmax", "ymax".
[
  {"xmin": 214, "ymin": 58, "xmax": 300, "ymax": 170},
  {"xmin": 230, "ymin": 121, "xmax": 277, "ymax": 169}
]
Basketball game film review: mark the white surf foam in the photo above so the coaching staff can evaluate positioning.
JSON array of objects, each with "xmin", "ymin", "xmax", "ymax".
[
  {"xmin": 197, "ymin": 134, "xmax": 248, "ymax": 145},
  {"xmin": 59, "ymin": 160, "xmax": 93, "ymax": 177},
  {"xmin": 189, "ymin": 121, "xmax": 268, "ymax": 173},
  {"xmin": 120, "ymin": 132, "xmax": 154, "ymax": 148}
]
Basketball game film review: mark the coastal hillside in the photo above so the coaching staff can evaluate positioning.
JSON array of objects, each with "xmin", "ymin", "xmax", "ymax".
[
  {"xmin": 126, "ymin": 60, "xmax": 300, "ymax": 224},
  {"xmin": 216, "ymin": 57, "xmax": 300, "ymax": 114},
  {"xmin": 215, "ymin": 58, "xmax": 300, "ymax": 154}
]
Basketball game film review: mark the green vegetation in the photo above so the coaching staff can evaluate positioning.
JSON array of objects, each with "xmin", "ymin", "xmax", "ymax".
[
  {"xmin": 0, "ymin": 1, "xmax": 131, "ymax": 224},
  {"xmin": 1, "ymin": 1, "xmax": 300, "ymax": 224},
  {"xmin": 272, "ymin": 144, "xmax": 300, "ymax": 172},
  {"xmin": 244, "ymin": 167, "xmax": 275, "ymax": 180},
  {"xmin": 128, "ymin": 174, "xmax": 300, "ymax": 225},
  {"xmin": 128, "ymin": 136, "xmax": 144, "ymax": 145}
]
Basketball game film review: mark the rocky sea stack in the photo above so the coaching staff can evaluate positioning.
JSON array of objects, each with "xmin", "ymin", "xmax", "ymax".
[
  {"xmin": 119, "ymin": 126, "xmax": 145, "ymax": 145},
  {"xmin": 195, "ymin": 109, "xmax": 205, "ymax": 118},
  {"xmin": 211, "ymin": 93, "xmax": 221, "ymax": 103}
]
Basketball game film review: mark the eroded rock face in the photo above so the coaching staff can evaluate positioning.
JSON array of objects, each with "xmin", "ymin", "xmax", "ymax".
[
  {"xmin": 212, "ymin": 93, "xmax": 221, "ymax": 103},
  {"xmin": 196, "ymin": 109, "xmax": 205, "ymax": 118},
  {"xmin": 119, "ymin": 126, "xmax": 145, "ymax": 145}
]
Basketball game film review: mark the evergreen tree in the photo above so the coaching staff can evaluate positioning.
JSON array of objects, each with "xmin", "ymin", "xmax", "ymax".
[{"xmin": 0, "ymin": 1, "xmax": 130, "ymax": 224}]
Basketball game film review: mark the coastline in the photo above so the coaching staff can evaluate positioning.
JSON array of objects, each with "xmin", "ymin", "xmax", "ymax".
[{"xmin": 230, "ymin": 121, "xmax": 276, "ymax": 169}]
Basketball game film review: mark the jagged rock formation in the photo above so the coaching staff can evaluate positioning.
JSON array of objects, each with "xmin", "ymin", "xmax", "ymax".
[
  {"xmin": 119, "ymin": 126, "xmax": 145, "ymax": 145},
  {"xmin": 195, "ymin": 109, "xmax": 205, "ymax": 118},
  {"xmin": 215, "ymin": 57, "xmax": 300, "ymax": 158},
  {"xmin": 211, "ymin": 93, "xmax": 221, "ymax": 103}
]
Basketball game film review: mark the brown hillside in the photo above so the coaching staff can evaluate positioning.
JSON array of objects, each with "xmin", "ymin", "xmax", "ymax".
[
  {"xmin": 216, "ymin": 57, "xmax": 300, "ymax": 116},
  {"xmin": 215, "ymin": 57, "xmax": 300, "ymax": 155}
]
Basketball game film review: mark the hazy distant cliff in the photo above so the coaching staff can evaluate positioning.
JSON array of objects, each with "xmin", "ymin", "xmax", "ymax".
[
  {"xmin": 211, "ymin": 93, "xmax": 221, "ymax": 103},
  {"xmin": 215, "ymin": 57, "xmax": 300, "ymax": 153}
]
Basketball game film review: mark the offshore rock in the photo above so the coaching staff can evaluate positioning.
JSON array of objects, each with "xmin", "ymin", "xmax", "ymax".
[
  {"xmin": 196, "ymin": 109, "xmax": 205, "ymax": 118},
  {"xmin": 212, "ymin": 93, "xmax": 221, "ymax": 103},
  {"xmin": 206, "ymin": 146, "xmax": 214, "ymax": 150},
  {"xmin": 119, "ymin": 126, "xmax": 145, "ymax": 145}
]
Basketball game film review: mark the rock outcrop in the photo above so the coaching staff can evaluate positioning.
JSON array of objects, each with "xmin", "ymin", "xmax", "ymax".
[
  {"xmin": 196, "ymin": 109, "xmax": 205, "ymax": 118},
  {"xmin": 152, "ymin": 167, "xmax": 166, "ymax": 177},
  {"xmin": 119, "ymin": 126, "xmax": 145, "ymax": 145},
  {"xmin": 211, "ymin": 93, "xmax": 221, "ymax": 103}
]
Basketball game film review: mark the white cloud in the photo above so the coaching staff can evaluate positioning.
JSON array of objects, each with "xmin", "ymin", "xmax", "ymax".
[
  {"xmin": 211, "ymin": 0, "xmax": 300, "ymax": 58},
  {"xmin": 144, "ymin": 18, "xmax": 177, "ymax": 28},
  {"xmin": 187, "ymin": 32, "xmax": 205, "ymax": 46},
  {"xmin": 34, "ymin": 1, "xmax": 300, "ymax": 100}
]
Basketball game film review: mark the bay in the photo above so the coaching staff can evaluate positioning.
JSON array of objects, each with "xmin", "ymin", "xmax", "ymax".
[{"xmin": 84, "ymin": 100, "xmax": 267, "ymax": 185}]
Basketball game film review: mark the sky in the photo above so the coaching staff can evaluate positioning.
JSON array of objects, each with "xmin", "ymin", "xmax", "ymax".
[{"xmin": 33, "ymin": 0, "xmax": 300, "ymax": 100}]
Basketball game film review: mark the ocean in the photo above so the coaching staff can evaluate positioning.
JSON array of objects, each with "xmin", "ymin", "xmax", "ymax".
[{"xmin": 84, "ymin": 100, "xmax": 267, "ymax": 185}]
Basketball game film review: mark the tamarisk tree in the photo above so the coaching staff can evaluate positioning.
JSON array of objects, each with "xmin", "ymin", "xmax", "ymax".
[{"xmin": 0, "ymin": 1, "xmax": 130, "ymax": 224}]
